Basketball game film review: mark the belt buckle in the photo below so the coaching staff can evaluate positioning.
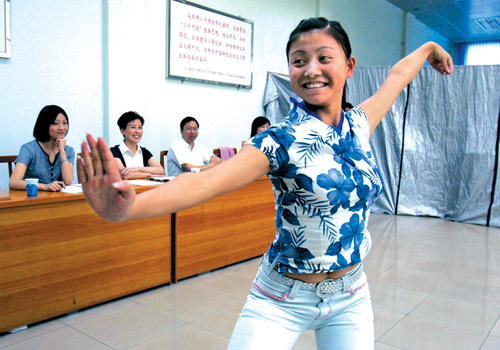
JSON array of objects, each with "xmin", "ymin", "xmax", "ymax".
[{"xmin": 316, "ymin": 278, "xmax": 337, "ymax": 298}]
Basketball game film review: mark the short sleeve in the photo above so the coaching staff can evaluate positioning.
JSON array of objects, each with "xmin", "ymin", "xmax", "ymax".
[
  {"xmin": 110, "ymin": 145, "xmax": 121, "ymax": 159},
  {"xmin": 345, "ymin": 107, "xmax": 370, "ymax": 141},
  {"xmin": 246, "ymin": 124, "xmax": 295, "ymax": 173},
  {"xmin": 142, "ymin": 147, "xmax": 153, "ymax": 165},
  {"xmin": 16, "ymin": 144, "xmax": 34, "ymax": 166},
  {"xmin": 65, "ymin": 146, "xmax": 75, "ymax": 164},
  {"xmin": 201, "ymin": 146, "xmax": 213, "ymax": 165},
  {"xmin": 170, "ymin": 141, "xmax": 189, "ymax": 164}
]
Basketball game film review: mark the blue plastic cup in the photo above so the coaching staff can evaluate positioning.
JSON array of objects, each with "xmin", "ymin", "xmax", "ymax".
[{"xmin": 26, "ymin": 178, "xmax": 39, "ymax": 197}]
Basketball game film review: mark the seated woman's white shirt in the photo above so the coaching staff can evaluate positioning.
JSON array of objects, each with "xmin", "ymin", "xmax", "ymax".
[{"xmin": 119, "ymin": 142, "xmax": 144, "ymax": 168}]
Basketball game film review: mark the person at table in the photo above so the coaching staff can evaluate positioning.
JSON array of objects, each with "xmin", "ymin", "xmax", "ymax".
[
  {"xmin": 242, "ymin": 116, "xmax": 271, "ymax": 146},
  {"xmin": 109, "ymin": 111, "xmax": 164, "ymax": 180},
  {"xmin": 10, "ymin": 105, "xmax": 75, "ymax": 192},
  {"xmin": 166, "ymin": 116, "xmax": 221, "ymax": 176}
]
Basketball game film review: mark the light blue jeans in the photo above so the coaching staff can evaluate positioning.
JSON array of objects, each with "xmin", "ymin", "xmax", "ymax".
[{"xmin": 228, "ymin": 257, "xmax": 374, "ymax": 350}]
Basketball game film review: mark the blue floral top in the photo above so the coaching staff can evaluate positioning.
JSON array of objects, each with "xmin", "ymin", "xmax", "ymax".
[{"xmin": 248, "ymin": 98, "xmax": 384, "ymax": 274}]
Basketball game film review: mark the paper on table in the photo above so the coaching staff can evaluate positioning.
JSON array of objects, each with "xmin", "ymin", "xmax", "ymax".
[
  {"xmin": 128, "ymin": 180, "xmax": 162, "ymax": 186},
  {"xmin": 61, "ymin": 185, "xmax": 84, "ymax": 194}
]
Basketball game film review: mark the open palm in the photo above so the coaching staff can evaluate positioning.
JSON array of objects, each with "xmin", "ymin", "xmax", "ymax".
[{"xmin": 78, "ymin": 134, "xmax": 136, "ymax": 222}]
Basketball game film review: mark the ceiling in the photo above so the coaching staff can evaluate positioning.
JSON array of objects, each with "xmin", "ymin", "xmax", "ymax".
[{"xmin": 385, "ymin": 0, "xmax": 500, "ymax": 42}]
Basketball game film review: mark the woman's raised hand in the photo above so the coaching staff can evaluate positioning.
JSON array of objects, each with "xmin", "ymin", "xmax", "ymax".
[
  {"xmin": 428, "ymin": 44, "xmax": 454, "ymax": 76},
  {"xmin": 77, "ymin": 134, "xmax": 136, "ymax": 222},
  {"xmin": 55, "ymin": 138, "xmax": 67, "ymax": 152}
]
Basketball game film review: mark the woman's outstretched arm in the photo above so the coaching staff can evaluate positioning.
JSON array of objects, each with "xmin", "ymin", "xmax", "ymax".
[
  {"xmin": 359, "ymin": 41, "xmax": 454, "ymax": 135},
  {"xmin": 78, "ymin": 135, "xmax": 270, "ymax": 222}
]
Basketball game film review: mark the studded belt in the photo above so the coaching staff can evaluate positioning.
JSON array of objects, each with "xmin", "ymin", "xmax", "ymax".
[{"xmin": 260, "ymin": 257, "xmax": 365, "ymax": 298}]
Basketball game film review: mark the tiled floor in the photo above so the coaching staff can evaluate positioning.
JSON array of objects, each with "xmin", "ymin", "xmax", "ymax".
[{"xmin": 2, "ymin": 214, "xmax": 500, "ymax": 349}]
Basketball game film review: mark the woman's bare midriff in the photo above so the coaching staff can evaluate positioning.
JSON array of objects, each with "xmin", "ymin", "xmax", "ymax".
[{"xmin": 284, "ymin": 263, "xmax": 360, "ymax": 284}]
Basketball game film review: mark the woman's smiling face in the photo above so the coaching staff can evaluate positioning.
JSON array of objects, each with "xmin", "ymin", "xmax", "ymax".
[
  {"xmin": 121, "ymin": 119, "xmax": 143, "ymax": 144},
  {"xmin": 288, "ymin": 29, "xmax": 355, "ymax": 119},
  {"xmin": 48, "ymin": 113, "xmax": 69, "ymax": 140}
]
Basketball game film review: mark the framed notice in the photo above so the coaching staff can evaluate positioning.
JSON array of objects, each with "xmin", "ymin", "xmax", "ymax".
[
  {"xmin": 0, "ymin": 0, "xmax": 11, "ymax": 58},
  {"xmin": 167, "ymin": 0, "xmax": 253, "ymax": 89}
]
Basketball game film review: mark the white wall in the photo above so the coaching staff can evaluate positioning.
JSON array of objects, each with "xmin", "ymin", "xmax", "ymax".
[
  {"xmin": 327, "ymin": 0, "xmax": 405, "ymax": 67},
  {"xmin": 106, "ymin": 0, "xmax": 316, "ymax": 175},
  {"xmin": 323, "ymin": 0, "xmax": 452, "ymax": 66},
  {"xmin": 0, "ymin": 0, "xmax": 451, "ymax": 188},
  {"xmin": 0, "ymin": 1, "xmax": 103, "ymax": 189},
  {"xmin": 406, "ymin": 12, "xmax": 452, "ymax": 55}
]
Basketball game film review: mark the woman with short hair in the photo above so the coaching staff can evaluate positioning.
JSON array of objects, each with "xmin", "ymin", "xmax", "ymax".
[
  {"xmin": 10, "ymin": 105, "xmax": 74, "ymax": 192},
  {"xmin": 110, "ymin": 111, "xmax": 164, "ymax": 179}
]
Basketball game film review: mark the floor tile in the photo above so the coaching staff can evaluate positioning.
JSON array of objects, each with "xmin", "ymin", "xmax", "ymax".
[
  {"xmin": 179, "ymin": 266, "xmax": 234, "ymax": 286},
  {"xmin": 192, "ymin": 270, "xmax": 254, "ymax": 300},
  {"xmin": 412, "ymin": 239, "xmax": 484, "ymax": 266},
  {"xmin": 128, "ymin": 324, "xmax": 229, "ymax": 350},
  {"xmin": 480, "ymin": 335, "xmax": 500, "ymax": 350},
  {"xmin": 70, "ymin": 303, "xmax": 185, "ymax": 350},
  {"xmin": 364, "ymin": 239, "xmax": 426, "ymax": 279},
  {"xmin": 292, "ymin": 329, "xmax": 316, "ymax": 350},
  {"xmin": 0, "ymin": 320, "xmax": 66, "ymax": 348},
  {"xmin": 379, "ymin": 315, "xmax": 486, "ymax": 350},
  {"xmin": 370, "ymin": 260, "xmax": 454, "ymax": 293},
  {"xmin": 393, "ymin": 216, "xmax": 450, "ymax": 245},
  {"xmin": 231, "ymin": 256, "xmax": 261, "ymax": 276},
  {"xmin": 191, "ymin": 300, "xmax": 246, "ymax": 338},
  {"xmin": 434, "ymin": 273, "xmax": 500, "ymax": 306},
  {"xmin": 126, "ymin": 283, "xmax": 172, "ymax": 303},
  {"xmin": 467, "ymin": 244, "xmax": 500, "ymax": 270},
  {"xmin": 0, "ymin": 327, "xmax": 112, "ymax": 350},
  {"xmin": 138, "ymin": 284, "xmax": 239, "ymax": 322},
  {"xmin": 370, "ymin": 282, "xmax": 429, "ymax": 314},
  {"xmin": 490, "ymin": 236, "xmax": 500, "ymax": 247},
  {"xmin": 373, "ymin": 306, "xmax": 405, "ymax": 340},
  {"xmin": 434, "ymin": 223, "xmax": 500, "ymax": 245},
  {"xmin": 375, "ymin": 342, "xmax": 406, "ymax": 350},
  {"xmin": 490, "ymin": 317, "xmax": 500, "ymax": 337},
  {"xmin": 452, "ymin": 264, "xmax": 500, "ymax": 288},
  {"xmin": 58, "ymin": 298, "xmax": 135, "ymax": 325},
  {"xmin": 409, "ymin": 295, "xmax": 500, "ymax": 334}
]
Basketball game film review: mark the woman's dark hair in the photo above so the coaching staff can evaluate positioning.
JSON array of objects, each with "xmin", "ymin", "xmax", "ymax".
[
  {"xmin": 117, "ymin": 111, "xmax": 144, "ymax": 131},
  {"xmin": 250, "ymin": 116, "xmax": 271, "ymax": 137},
  {"xmin": 180, "ymin": 116, "xmax": 199, "ymax": 130},
  {"xmin": 286, "ymin": 17, "xmax": 351, "ymax": 60},
  {"xmin": 33, "ymin": 105, "xmax": 69, "ymax": 142},
  {"xmin": 286, "ymin": 17, "xmax": 352, "ymax": 110}
]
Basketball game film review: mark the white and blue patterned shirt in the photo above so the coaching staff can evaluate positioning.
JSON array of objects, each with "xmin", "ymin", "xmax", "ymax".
[{"xmin": 248, "ymin": 98, "xmax": 384, "ymax": 274}]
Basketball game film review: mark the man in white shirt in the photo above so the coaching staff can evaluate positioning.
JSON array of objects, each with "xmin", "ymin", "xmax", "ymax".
[{"xmin": 167, "ymin": 116, "xmax": 221, "ymax": 176}]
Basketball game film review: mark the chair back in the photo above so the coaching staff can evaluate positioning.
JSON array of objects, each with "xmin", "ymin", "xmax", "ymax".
[
  {"xmin": 0, "ymin": 155, "xmax": 18, "ymax": 177},
  {"xmin": 213, "ymin": 147, "xmax": 237, "ymax": 159},
  {"xmin": 160, "ymin": 150, "xmax": 168, "ymax": 169},
  {"xmin": 76, "ymin": 153, "xmax": 82, "ymax": 183}
]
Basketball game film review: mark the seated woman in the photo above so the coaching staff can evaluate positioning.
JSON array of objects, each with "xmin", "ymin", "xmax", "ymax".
[
  {"xmin": 110, "ymin": 111, "xmax": 164, "ymax": 179},
  {"xmin": 10, "ymin": 105, "xmax": 75, "ymax": 191},
  {"xmin": 242, "ymin": 116, "xmax": 270, "ymax": 146}
]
